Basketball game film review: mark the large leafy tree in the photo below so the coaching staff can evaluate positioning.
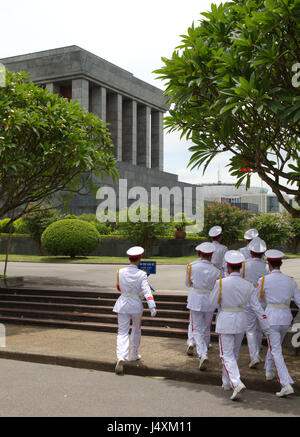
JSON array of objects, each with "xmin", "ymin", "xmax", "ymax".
[
  {"xmin": 0, "ymin": 70, "xmax": 118, "ymax": 219},
  {"xmin": 155, "ymin": 0, "xmax": 300, "ymax": 217}
]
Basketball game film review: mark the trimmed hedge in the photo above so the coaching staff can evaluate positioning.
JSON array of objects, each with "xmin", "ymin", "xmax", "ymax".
[{"xmin": 41, "ymin": 219, "xmax": 100, "ymax": 258}]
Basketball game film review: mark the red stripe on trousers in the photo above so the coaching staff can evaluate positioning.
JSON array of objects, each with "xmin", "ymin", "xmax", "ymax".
[
  {"xmin": 190, "ymin": 312, "xmax": 194, "ymax": 332},
  {"xmin": 219, "ymin": 334, "xmax": 234, "ymax": 389}
]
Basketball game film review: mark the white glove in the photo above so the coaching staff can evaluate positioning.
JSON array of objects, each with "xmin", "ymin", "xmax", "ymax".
[
  {"xmin": 264, "ymin": 329, "xmax": 271, "ymax": 337},
  {"xmin": 150, "ymin": 308, "xmax": 157, "ymax": 317}
]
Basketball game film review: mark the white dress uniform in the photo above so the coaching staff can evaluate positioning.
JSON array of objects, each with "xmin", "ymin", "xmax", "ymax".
[
  {"xmin": 185, "ymin": 243, "xmax": 220, "ymax": 367},
  {"xmin": 209, "ymin": 226, "xmax": 228, "ymax": 276},
  {"xmin": 239, "ymin": 244, "xmax": 251, "ymax": 260},
  {"xmin": 113, "ymin": 247, "xmax": 156, "ymax": 367},
  {"xmin": 209, "ymin": 250, "xmax": 270, "ymax": 400},
  {"xmin": 239, "ymin": 229, "xmax": 259, "ymax": 261},
  {"xmin": 241, "ymin": 238, "xmax": 269, "ymax": 365},
  {"xmin": 256, "ymin": 250, "xmax": 300, "ymax": 396}
]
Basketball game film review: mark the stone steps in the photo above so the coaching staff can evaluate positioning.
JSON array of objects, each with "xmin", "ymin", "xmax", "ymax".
[{"xmin": 0, "ymin": 287, "xmax": 297, "ymax": 341}]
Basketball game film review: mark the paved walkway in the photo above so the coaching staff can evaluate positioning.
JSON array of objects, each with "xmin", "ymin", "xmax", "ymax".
[
  {"xmin": 0, "ymin": 323, "xmax": 299, "ymax": 397},
  {"xmin": 1, "ymin": 258, "xmax": 300, "ymax": 292}
]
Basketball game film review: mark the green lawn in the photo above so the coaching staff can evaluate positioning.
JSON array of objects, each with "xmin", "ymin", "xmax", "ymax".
[
  {"xmin": 0, "ymin": 254, "xmax": 196, "ymax": 264},
  {"xmin": 0, "ymin": 253, "xmax": 298, "ymax": 265}
]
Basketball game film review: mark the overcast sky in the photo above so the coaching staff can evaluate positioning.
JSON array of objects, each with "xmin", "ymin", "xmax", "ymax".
[{"xmin": 0, "ymin": 0, "xmax": 269, "ymax": 190}]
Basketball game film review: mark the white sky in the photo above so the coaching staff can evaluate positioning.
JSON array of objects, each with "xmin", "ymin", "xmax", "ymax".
[{"xmin": 0, "ymin": 0, "xmax": 270, "ymax": 190}]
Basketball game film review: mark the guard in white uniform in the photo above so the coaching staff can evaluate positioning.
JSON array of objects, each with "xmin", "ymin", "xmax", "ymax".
[
  {"xmin": 209, "ymin": 250, "xmax": 270, "ymax": 401},
  {"xmin": 185, "ymin": 243, "xmax": 220, "ymax": 369},
  {"xmin": 209, "ymin": 226, "xmax": 228, "ymax": 277},
  {"xmin": 113, "ymin": 246, "xmax": 157, "ymax": 374},
  {"xmin": 257, "ymin": 249, "xmax": 300, "ymax": 397},
  {"xmin": 239, "ymin": 228, "xmax": 259, "ymax": 260},
  {"xmin": 241, "ymin": 237, "xmax": 269, "ymax": 368}
]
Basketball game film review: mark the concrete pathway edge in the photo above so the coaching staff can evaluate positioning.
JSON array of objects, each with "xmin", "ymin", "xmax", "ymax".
[{"xmin": 0, "ymin": 348, "xmax": 299, "ymax": 397}]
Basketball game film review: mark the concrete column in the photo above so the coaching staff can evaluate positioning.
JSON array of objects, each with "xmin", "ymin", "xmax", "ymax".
[
  {"xmin": 92, "ymin": 86, "xmax": 106, "ymax": 122},
  {"xmin": 137, "ymin": 105, "xmax": 151, "ymax": 168},
  {"xmin": 72, "ymin": 78, "xmax": 89, "ymax": 111},
  {"xmin": 107, "ymin": 93, "xmax": 122, "ymax": 161},
  {"xmin": 151, "ymin": 111, "xmax": 164, "ymax": 171},
  {"xmin": 123, "ymin": 100, "xmax": 137, "ymax": 165},
  {"xmin": 45, "ymin": 82, "xmax": 60, "ymax": 94}
]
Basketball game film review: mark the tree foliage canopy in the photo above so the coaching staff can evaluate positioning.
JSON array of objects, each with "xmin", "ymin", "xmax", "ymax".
[
  {"xmin": 154, "ymin": 0, "xmax": 300, "ymax": 217},
  {"xmin": 0, "ymin": 70, "xmax": 118, "ymax": 219},
  {"xmin": 118, "ymin": 205, "xmax": 173, "ymax": 257}
]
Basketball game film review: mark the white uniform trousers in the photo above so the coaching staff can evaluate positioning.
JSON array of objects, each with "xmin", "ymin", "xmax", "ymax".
[
  {"xmin": 116, "ymin": 313, "xmax": 142, "ymax": 361},
  {"xmin": 190, "ymin": 310, "xmax": 214, "ymax": 358},
  {"xmin": 246, "ymin": 310, "xmax": 263, "ymax": 361},
  {"xmin": 246, "ymin": 329, "xmax": 263, "ymax": 361},
  {"xmin": 187, "ymin": 312, "xmax": 196, "ymax": 347},
  {"xmin": 265, "ymin": 325, "xmax": 294, "ymax": 387},
  {"xmin": 219, "ymin": 333, "xmax": 244, "ymax": 389}
]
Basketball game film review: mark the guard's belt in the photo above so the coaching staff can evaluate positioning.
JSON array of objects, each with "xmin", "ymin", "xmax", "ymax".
[
  {"xmin": 268, "ymin": 303, "xmax": 289, "ymax": 309},
  {"xmin": 222, "ymin": 307, "xmax": 244, "ymax": 312},
  {"xmin": 193, "ymin": 288, "xmax": 211, "ymax": 294},
  {"xmin": 121, "ymin": 292, "xmax": 141, "ymax": 300}
]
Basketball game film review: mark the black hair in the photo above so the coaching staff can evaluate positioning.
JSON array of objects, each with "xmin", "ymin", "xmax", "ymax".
[
  {"xmin": 129, "ymin": 257, "xmax": 140, "ymax": 263},
  {"xmin": 251, "ymin": 252, "xmax": 264, "ymax": 258},
  {"xmin": 229, "ymin": 263, "xmax": 242, "ymax": 271},
  {"xmin": 268, "ymin": 260, "xmax": 282, "ymax": 268},
  {"xmin": 201, "ymin": 253, "xmax": 212, "ymax": 260}
]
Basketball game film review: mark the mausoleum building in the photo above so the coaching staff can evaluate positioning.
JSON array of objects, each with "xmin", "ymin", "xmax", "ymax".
[{"xmin": 0, "ymin": 46, "xmax": 202, "ymax": 220}]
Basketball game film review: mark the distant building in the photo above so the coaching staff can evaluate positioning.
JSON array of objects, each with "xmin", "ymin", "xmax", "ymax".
[{"xmin": 200, "ymin": 183, "xmax": 295, "ymax": 214}]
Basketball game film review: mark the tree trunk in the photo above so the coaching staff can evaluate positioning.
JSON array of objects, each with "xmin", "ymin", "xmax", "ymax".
[{"xmin": 3, "ymin": 209, "xmax": 15, "ymax": 277}]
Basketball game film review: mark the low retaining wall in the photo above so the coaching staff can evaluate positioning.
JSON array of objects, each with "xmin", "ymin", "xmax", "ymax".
[
  {"xmin": 0, "ymin": 235, "xmax": 205, "ymax": 257},
  {"xmin": 0, "ymin": 236, "xmax": 39, "ymax": 255},
  {"xmin": 0, "ymin": 235, "xmax": 297, "ymax": 258}
]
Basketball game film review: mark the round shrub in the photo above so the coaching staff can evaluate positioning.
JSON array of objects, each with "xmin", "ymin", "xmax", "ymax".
[{"xmin": 41, "ymin": 219, "xmax": 100, "ymax": 258}]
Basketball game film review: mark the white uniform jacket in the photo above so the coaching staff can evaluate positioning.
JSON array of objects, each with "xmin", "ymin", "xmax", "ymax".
[
  {"xmin": 239, "ymin": 244, "xmax": 251, "ymax": 260},
  {"xmin": 209, "ymin": 272, "xmax": 269, "ymax": 334},
  {"xmin": 186, "ymin": 259, "xmax": 220, "ymax": 312},
  {"xmin": 113, "ymin": 265, "xmax": 156, "ymax": 314},
  {"xmin": 211, "ymin": 241, "xmax": 228, "ymax": 272},
  {"xmin": 256, "ymin": 270, "xmax": 300, "ymax": 326},
  {"xmin": 241, "ymin": 258, "xmax": 269, "ymax": 286}
]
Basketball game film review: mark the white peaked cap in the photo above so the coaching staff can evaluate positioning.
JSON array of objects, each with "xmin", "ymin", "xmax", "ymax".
[
  {"xmin": 244, "ymin": 228, "xmax": 259, "ymax": 240},
  {"xmin": 195, "ymin": 242, "xmax": 215, "ymax": 254},
  {"xmin": 126, "ymin": 246, "xmax": 144, "ymax": 257},
  {"xmin": 225, "ymin": 250, "xmax": 245, "ymax": 265},
  {"xmin": 209, "ymin": 225, "xmax": 222, "ymax": 237},
  {"xmin": 249, "ymin": 237, "xmax": 267, "ymax": 253},
  {"xmin": 265, "ymin": 249, "xmax": 285, "ymax": 261}
]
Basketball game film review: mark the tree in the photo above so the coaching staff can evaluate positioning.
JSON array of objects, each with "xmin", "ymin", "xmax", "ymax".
[
  {"xmin": 0, "ymin": 70, "xmax": 118, "ymax": 220},
  {"xmin": 22, "ymin": 202, "xmax": 62, "ymax": 254},
  {"xmin": 118, "ymin": 205, "xmax": 173, "ymax": 257},
  {"xmin": 282, "ymin": 210, "xmax": 300, "ymax": 253},
  {"xmin": 249, "ymin": 211, "xmax": 294, "ymax": 248},
  {"xmin": 203, "ymin": 201, "xmax": 252, "ymax": 246},
  {"xmin": 154, "ymin": 0, "xmax": 300, "ymax": 217}
]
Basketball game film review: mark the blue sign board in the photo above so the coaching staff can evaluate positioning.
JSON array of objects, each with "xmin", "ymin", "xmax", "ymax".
[{"xmin": 138, "ymin": 261, "xmax": 156, "ymax": 275}]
